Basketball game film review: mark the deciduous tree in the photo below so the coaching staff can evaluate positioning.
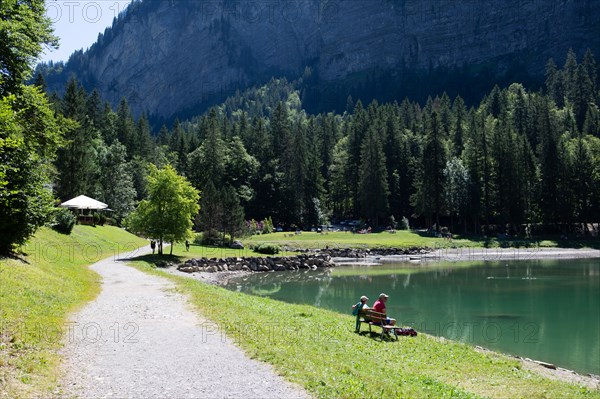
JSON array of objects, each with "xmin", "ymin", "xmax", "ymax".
[{"xmin": 126, "ymin": 165, "xmax": 199, "ymax": 255}]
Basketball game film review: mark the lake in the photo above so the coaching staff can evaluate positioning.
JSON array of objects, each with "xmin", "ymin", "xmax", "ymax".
[{"xmin": 222, "ymin": 257, "xmax": 600, "ymax": 375}]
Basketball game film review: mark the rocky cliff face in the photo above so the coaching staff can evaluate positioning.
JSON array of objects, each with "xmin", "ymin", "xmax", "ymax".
[{"xmin": 44, "ymin": 0, "xmax": 600, "ymax": 119}]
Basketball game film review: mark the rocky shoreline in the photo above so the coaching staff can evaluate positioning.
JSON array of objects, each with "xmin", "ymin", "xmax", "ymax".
[
  {"xmin": 177, "ymin": 253, "xmax": 335, "ymax": 274},
  {"xmin": 174, "ymin": 246, "xmax": 600, "ymax": 275},
  {"xmin": 296, "ymin": 246, "xmax": 431, "ymax": 258}
]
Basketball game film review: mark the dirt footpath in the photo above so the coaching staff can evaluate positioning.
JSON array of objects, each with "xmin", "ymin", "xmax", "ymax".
[{"xmin": 58, "ymin": 246, "xmax": 309, "ymax": 398}]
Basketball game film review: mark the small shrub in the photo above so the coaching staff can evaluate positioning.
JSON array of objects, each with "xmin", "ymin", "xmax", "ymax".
[
  {"xmin": 399, "ymin": 216, "xmax": 410, "ymax": 230},
  {"xmin": 93, "ymin": 212, "xmax": 107, "ymax": 226},
  {"xmin": 262, "ymin": 217, "xmax": 274, "ymax": 234},
  {"xmin": 53, "ymin": 208, "xmax": 76, "ymax": 234},
  {"xmin": 202, "ymin": 229, "xmax": 221, "ymax": 246},
  {"xmin": 254, "ymin": 243, "xmax": 280, "ymax": 255}
]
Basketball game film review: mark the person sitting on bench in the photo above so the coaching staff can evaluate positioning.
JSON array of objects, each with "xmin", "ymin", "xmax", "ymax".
[
  {"xmin": 352, "ymin": 295, "xmax": 370, "ymax": 315},
  {"xmin": 371, "ymin": 293, "xmax": 396, "ymax": 326}
]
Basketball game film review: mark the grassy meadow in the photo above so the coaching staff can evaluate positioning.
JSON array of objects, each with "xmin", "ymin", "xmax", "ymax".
[
  {"xmin": 243, "ymin": 230, "xmax": 600, "ymax": 251},
  {"xmin": 172, "ymin": 242, "xmax": 296, "ymax": 259},
  {"xmin": 0, "ymin": 226, "xmax": 147, "ymax": 398},
  {"xmin": 131, "ymin": 260, "xmax": 600, "ymax": 399}
]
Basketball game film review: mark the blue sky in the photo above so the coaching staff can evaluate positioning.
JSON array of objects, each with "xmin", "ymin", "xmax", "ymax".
[{"xmin": 41, "ymin": 0, "xmax": 133, "ymax": 63}]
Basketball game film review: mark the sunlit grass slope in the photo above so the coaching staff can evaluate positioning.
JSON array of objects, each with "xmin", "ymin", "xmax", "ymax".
[{"xmin": 0, "ymin": 225, "xmax": 147, "ymax": 398}]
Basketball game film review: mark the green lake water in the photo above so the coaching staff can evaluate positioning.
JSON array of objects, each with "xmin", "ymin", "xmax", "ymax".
[{"xmin": 222, "ymin": 258, "xmax": 600, "ymax": 375}]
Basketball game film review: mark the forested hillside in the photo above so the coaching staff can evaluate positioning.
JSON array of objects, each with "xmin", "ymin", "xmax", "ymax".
[{"xmin": 43, "ymin": 49, "xmax": 600, "ymax": 236}]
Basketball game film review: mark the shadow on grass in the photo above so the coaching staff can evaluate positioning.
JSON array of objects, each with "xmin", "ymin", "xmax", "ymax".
[
  {"xmin": 354, "ymin": 330, "xmax": 399, "ymax": 342},
  {"xmin": 0, "ymin": 253, "xmax": 30, "ymax": 265},
  {"xmin": 128, "ymin": 253, "xmax": 184, "ymax": 267}
]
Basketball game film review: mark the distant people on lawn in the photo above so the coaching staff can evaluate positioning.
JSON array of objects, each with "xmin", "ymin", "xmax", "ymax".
[
  {"xmin": 185, "ymin": 239, "xmax": 190, "ymax": 251},
  {"xmin": 150, "ymin": 240, "xmax": 156, "ymax": 254}
]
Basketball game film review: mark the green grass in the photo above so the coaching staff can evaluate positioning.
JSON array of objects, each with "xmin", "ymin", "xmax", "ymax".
[
  {"xmin": 244, "ymin": 230, "xmax": 461, "ymax": 249},
  {"xmin": 130, "ymin": 260, "xmax": 600, "ymax": 399},
  {"xmin": 170, "ymin": 242, "xmax": 296, "ymax": 259},
  {"xmin": 0, "ymin": 225, "xmax": 147, "ymax": 398},
  {"xmin": 244, "ymin": 230, "xmax": 600, "ymax": 250}
]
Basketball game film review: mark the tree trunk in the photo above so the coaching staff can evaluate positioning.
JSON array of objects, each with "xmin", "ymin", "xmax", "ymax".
[
  {"xmin": 170, "ymin": 243, "xmax": 173, "ymax": 255},
  {"xmin": 159, "ymin": 238, "xmax": 163, "ymax": 255}
]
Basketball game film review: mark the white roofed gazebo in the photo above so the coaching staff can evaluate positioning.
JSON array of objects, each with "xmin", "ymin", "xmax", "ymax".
[
  {"xmin": 60, "ymin": 195, "xmax": 108, "ymax": 210},
  {"xmin": 60, "ymin": 195, "xmax": 108, "ymax": 225}
]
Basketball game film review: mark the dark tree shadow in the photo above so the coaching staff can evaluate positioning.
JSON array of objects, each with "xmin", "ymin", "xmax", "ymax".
[
  {"xmin": 127, "ymin": 253, "xmax": 183, "ymax": 267},
  {"xmin": 0, "ymin": 253, "xmax": 30, "ymax": 264}
]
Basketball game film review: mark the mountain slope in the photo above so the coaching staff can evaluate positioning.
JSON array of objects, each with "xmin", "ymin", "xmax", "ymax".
[{"xmin": 40, "ymin": 0, "xmax": 600, "ymax": 120}]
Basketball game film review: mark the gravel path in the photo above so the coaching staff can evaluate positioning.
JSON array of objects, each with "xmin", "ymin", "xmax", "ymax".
[{"xmin": 58, "ymin": 246, "xmax": 310, "ymax": 399}]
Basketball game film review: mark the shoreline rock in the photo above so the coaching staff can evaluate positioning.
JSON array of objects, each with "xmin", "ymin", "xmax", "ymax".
[
  {"xmin": 177, "ymin": 254, "xmax": 335, "ymax": 274},
  {"xmin": 295, "ymin": 246, "xmax": 432, "ymax": 258}
]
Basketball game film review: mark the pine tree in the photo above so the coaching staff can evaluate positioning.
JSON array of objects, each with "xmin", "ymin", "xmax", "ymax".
[
  {"xmin": 411, "ymin": 110, "xmax": 448, "ymax": 230},
  {"xmin": 304, "ymin": 118, "xmax": 325, "ymax": 227},
  {"xmin": 157, "ymin": 124, "xmax": 170, "ymax": 146},
  {"xmin": 136, "ymin": 113, "xmax": 154, "ymax": 159},
  {"xmin": 545, "ymin": 58, "xmax": 565, "ymax": 107},
  {"xmin": 328, "ymin": 136, "xmax": 351, "ymax": 218},
  {"xmin": 383, "ymin": 110, "xmax": 403, "ymax": 219},
  {"xmin": 187, "ymin": 110, "xmax": 226, "ymax": 189},
  {"xmin": 358, "ymin": 125, "xmax": 389, "ymax": 226},
  {"xmin": 569, "ymin": 133, "xmax": 595, "ymax": 224},
  {"xmin": 100, "ymin": 102, "xmax": 117, "ymax": 144},
  {"xmin": 55, "ymin": 78, "xmax": 100, "ymax": 200},
  {"xmin": 451, "ymin": 96, "xmax": 467, "ymax": 156},
  {"xmin": 86, "ymin": 89, "xmax": 103, "ymax": 129},
  {"xmin": 33, "ymin": 72, "xmax": 47, "ymax": 92},
  {"xmin": 220, "ymin": 184, "xmax": 245, "ymax": 244},
  {"xmin": 443, "ymin": 157, "xmax": 470, "ymax": 232},
  {"xmin": 196, "ymin": 179, "xmax": 222, "ymax": 241},
  {"xmin": 115, "ymin": 98, "xmax": 136, "ymax": 156},
  {"xmin": 347, "ymin": 101, "xmax": 368, "ymax": 213},
  {"xmin": 100, "ymin": 141, "xmax": 137, "ymax": 222},
  {"xmin": 224, "ymin": 136, "xmax": 258, "ymax": 204},
  {"xmin": 538, "ymin": 97, "xmax": 567, "ymax": 223}
]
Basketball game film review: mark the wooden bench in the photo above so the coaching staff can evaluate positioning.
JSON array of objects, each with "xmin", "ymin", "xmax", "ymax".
[{"xmin": 355, "ymin": 308, "xmax": 399, "ymax": 340}]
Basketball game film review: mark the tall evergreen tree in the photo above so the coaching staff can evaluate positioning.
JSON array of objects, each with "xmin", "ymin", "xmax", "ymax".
[
  {"xmin": 451, "ymin": 96, "xmax": 467, "ymax": 156},
  {"xmin": 55, "ymin": 78, "xmax": 101, "ymax": 200},
  {"xmin": 187, "ymin": 110, "xmax": 226, "ymax": 189},
  {"xmin": 115, "ymin": 98, "xmax": 136, "ymax": 156},
  {"xmin": 136, "ymin": 113, "xmax": 154, "ymax": 159},
  {"xmin": 443, "ymin": 157, "xmax": 470, "ymax": 232},
  {"xmin": 100, "ymin": 141, "xmax": 137, "ymax": 222},
  {"xmin": 358, "ymin": 126, "xmax": 389, "ymax": 225},
  {"xmin": 411, "ymin": 111, "xmax": 448, "ymax": 230},
  {"xmin": 220, "ymin": 184, "xmax": 245, "ymax": 243}
]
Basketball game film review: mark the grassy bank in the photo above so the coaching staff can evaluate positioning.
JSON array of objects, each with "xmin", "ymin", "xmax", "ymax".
[
  {"xmin": 0, "ymin": 226, "xmax": 147, "ymax": 398},
  {"xmin": 244, "ymin": 230, "xmax": 455, "ymax": 249},
  {"xmin": 165, "ymin": 242, "xmax": 295, "ymax": 259},
  {"xmin": 131, "ymin": 260, "xmax": 599, "ymax": 399},
  {"xmin": 244, "ymin": 230, "xmax": 600, "ymax": 250}
]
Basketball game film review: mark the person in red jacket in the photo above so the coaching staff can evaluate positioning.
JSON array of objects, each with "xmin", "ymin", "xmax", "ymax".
[{"xmin": 371, "ymin": 293, "xmax": 396, "ymax": 326}]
